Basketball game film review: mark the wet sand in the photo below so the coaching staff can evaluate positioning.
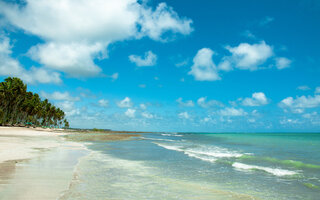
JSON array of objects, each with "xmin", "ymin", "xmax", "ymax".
[{"xmin": 0, "ymin": 127, "xmax": 139, "ymax": 200}]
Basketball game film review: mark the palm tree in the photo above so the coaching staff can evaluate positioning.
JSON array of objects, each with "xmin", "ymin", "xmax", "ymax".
[{"xmin": 0, "ymin": 77, "xmax": 69, "ymax": 128}]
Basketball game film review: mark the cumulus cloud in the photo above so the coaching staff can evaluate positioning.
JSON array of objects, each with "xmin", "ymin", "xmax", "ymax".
[
  {"xmin": 279, "ymin": 118, "xmax": 299, "ymax": 125},
  {"xmin": 219, "ymin": 107, "xmax": 247, "ymax": 116},
  {"xmin": 98, "ymin": 99, "xmax": 109, "ymax": 107},
  {"xmin": 242, "ymin": 92, "xmax": 269, "ymax": 106},
  {"xmin": 141, "ymin": 112, "xmax": 154, "ymax": 119},
  {"xmin": 279, "ymin": 95, "xmax": 320, "ymax": 112},
  {"xmin": 225, "ymin": 41, "xmax": 273, "ymax": 71},
  {"xmin": 176, "ymin": 97, "xmax": 194, "ymax": 107},
  {"xmin": 140, "ymin": 103, "xmax": 147, "ymax": 110},
  {"xmin": 188, "ymin": 48, "xmax": 220, "ymax": 81},
  {"xmin": 178, "ymin": 111, "xmax": 190, "ymax": 119},
  {"xmin": 0, "ymin": 0, "xmax": 192, "ymax": 77},
  {"xmin": 129, "ymin": 51, "xmax": 157, "ymax": 67},
  {"xmin": 0, "ymin": 35, "xmax": 62, "ymax": 84},
  {"xmin": 297, "ymin": 85, "xmax": 311, "ymax": 91},
  {"xmin": 302, "ymin": 112, "xmax": 318, "ymax": 119},
  {"xmin": 275, "ymin": 57, "xmax": 292, "ymax": 70},
  {"xmin": 315, "ymin": 87, "xmax": 320, "ymax": 94},
  {"xmin": 217, "ymin": 59, "xmax": 233, "ymax": 72},
  {"xmin": 41, "ymin": 91, "xmax": 80, "ymax": 101},
  {"xmin": 29, "ymin": 42, "xmax": 102, "ymax": 77},
  {"xmin": 125, "ymin": 108, "xmax": 136, "ymax": 118},
  {"xmin": 56, "ymin": 101, "xmax": 80, "ymax": 117},
  {"xmin": 197, "ymin": 97, "xmax": 223, "ymax": 108},
  {"xmin": 139, "ymin": 3, "xmax": 193, "ymax": 41},
  {"xmin": 117, "ymin": 97, "xmax": 133, "ymax": 108}
]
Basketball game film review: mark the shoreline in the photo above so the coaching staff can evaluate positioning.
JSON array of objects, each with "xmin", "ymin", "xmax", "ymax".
[{"xmin": 0, "ymin": 126, "xmax": 140, "ymax": 199}]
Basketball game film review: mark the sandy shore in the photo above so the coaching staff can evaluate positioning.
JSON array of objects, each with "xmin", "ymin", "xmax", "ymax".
[
  {"xmin": 0, "ymin": 127, "xmax": 141, "ymax": 200},
  {"xmin": 0, "ymin": 127, "xmax": 88, "ymax": 200}
]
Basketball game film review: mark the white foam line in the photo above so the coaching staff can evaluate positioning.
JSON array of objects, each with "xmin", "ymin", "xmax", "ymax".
[
  {"xmin": 154, "ymin": 143, "xmax": 184, "ymax": 152},
  {"xmin": 161, "ymin": 133, "xmax": 183, "ymax": 137},
  {"xmin": 185, "ymin": 152, "xmax": 217, "ymax": 163},
  {"xmin": 232, "ymin": 162, "xmax": 297, "ymax": 176},
  {"xmin": 142, "ymin": 137, "xmax": 175, "ymax": 142},
  {"xmin": 186, "ymin": 149, "xmax": 243, "ymax": 158}
]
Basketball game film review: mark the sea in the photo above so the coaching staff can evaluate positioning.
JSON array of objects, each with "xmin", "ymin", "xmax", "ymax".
[{"xmin": 60, "ymin": 132, "xmax": 320, "ymax": 200}]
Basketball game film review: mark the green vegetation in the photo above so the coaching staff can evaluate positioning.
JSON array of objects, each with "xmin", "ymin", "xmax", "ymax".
[{"xmin": 0, "ymin": 77, "xmax": 69, "ymax": 128}]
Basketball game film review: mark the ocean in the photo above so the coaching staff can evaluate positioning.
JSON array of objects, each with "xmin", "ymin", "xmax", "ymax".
[{"xmin": 60, "ymin": 132, "xmax": 320, "ymax": 200}]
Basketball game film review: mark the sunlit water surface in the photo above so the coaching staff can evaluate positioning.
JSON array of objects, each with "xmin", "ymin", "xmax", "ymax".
[{"xmin": 60, "ymin": 132, "xmax": 320, "ymax": 200}]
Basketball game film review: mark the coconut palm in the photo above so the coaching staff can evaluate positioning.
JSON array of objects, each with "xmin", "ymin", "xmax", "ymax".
[{"xmin": 0, "ymin": 77, "xmax": 69, "ymax": 128}]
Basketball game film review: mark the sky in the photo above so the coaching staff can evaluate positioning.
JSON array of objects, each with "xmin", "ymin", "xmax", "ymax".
[{"xmin": 0, "ymin": 0, "xmax": 320, "ymax": 132}]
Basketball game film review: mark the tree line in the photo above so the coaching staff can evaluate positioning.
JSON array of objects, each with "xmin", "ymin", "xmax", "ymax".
[{"xmin": 0, "ymin": 77, "xmax": 69, "ymax": 128}]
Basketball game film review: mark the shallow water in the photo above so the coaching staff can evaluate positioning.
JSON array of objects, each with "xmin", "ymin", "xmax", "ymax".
[{"xmin": 61, "ymin": 132, "xmax": 320, "ymax": 200}]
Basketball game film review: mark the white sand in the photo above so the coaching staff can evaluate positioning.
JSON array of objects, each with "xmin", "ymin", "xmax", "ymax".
[{"xmin": 0, "ymin": 127, "xmax": 89, "ymax": 200}]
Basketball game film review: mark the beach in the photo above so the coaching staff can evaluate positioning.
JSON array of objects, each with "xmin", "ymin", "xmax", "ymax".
[
  {"xmin": 0, "ymin": 127, "xmax": 85, "ymax": 199},
  {"xmin": 0, "ymin": 127, "xmax": 138, "ymax": 199}
]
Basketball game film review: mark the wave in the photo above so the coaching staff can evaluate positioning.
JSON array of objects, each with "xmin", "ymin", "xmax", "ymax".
[
  {"xmin": 232, "ymin": 162, "xmax": 298, "ymax": 177},
  {"xmin": 154, "ymin": 142, "xmax": 243, "ymax": 163},
  {"xmin": 155, "ymin": 143, "xmax": 184, "ymax": 151},
  {"xmin": 238, "ymin": 155, "xmax": 320, "ymax": 170},
  {"xmin": 184, "ymin": 152, "xmax": 217, "ymax": 163},
  {"xmin": 141, "ymin": 137, "xmax": 175, "ymax": 142},
  {"xmin": 161, "ymin": 133, "xmax": 183, "ymax": 137}
]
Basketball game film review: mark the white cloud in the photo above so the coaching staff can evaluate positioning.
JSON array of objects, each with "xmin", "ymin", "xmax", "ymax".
[
  {"xmin": 280, "ymin": 118, "xmax": 299, "ymax": 125},
  {"xmin": 242, "ymin": 92, "xmax": 269, "ymax": 106},
  {"xmin": 219, "ymin": 107, "xmax": 247, "ymax": 117},
  {"xmin": 225, "ymin": 41, "xmax": 273, "ymax": 71},
  {"xmin": 176, "ymin": 97, "xmax": 194, "ymax": 107},
  {"xmin": 178, "ymin": 111, "xmax": 190, "ymax": 119},
  {"xmin": 217, "ymin": 59, "xmax": 232, "ymax": 72},
  {"xmin": 0, "ymin": 0, "xmax": 192, "ymax": 76},
  {"xmin": 56, "ymin": 101, "xmax": 80, "ymax": 117},
  {"xmin": 315, "ymin": 87, "xmax": 320, "ymax": 94},
  {"xmin": 175, "ymin": 59, "xmax": 189, "ymax": 67},
  {"xmin": 117, "ymin": 97, "xmax": 133, "ymax": 108},
  {"xmin": 259, "ymin": 16, "xmax": 274, "ymax": 26},
  {"xmin": 129, "ymin": 51, "xmax": 157, "ymax": 67},
  {"xmin": 139, "ymin": 3, "xmax": 193, "ymax": 41},
  {"xmin": 188, "ymin": 48, "xmax": 220, "ymax": 81},
  {"xmin": 197, "ymin": 97, "xmax": 223, "ymax": 108},
  {"xmin": 242, "ymin": 30, "xmax": 256, "ymax": 39},
  {"xmin": 98, "ymin": 99, "xmax": 109, "ymax": 107},
  {"xmin": 29, "ymin": 42, "xmax": 103, "ymax": 77},
  {"xmin": 110, "ymin": 73, "xmax": 119, "ymax": 81},
  {"xmin": 0, "ymin": 35, "xmax": 62, "ymax": 84},
  {"xmin": 125, "ymin": 108, "xmax": 136, "ymax": 118},
  {"xmin": 297, "ymin": 85, "xmax": 310, "ymax": 91},
  {"xmin": 275, "ymin": 57, "xmax": 291, "ymax": 70},
  {"xmin": 140, "ymin": 103, "xmax": 147, "ymax": 110},
  {"xmin": 141, "ymin": 112, "xmax": 154, "ymax": 119},
  {"xmin": 139, "ymin": 84, "xmax": 147, "ymax": 88},
  {"xmin": 201, "ymin": 116, "xmax": 216, "ymax": 124},
  {"xmin": 279, "ymin": 95, "xmax": 320, "ymax": 111},
  {"xmin": 302, "ymin": 112, "xmax": 318, "ymax": 119},
  {"xmin": 140, "ymin": 104, "xmax": 147, "ymax": 110},
  {"xmin": 41, "ymin": 91, "xmax": 80, "ymax": 101}
]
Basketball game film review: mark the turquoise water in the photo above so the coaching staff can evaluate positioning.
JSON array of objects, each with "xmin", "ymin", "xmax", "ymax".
[{"xmin": 60, "ymin": 133, "xmax": 320, "ymax": 200}]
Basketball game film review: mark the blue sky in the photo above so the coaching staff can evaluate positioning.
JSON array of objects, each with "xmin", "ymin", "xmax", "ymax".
[{"xmin": 0, "ymin": 0, "xmax": 320, "ymax": 132}]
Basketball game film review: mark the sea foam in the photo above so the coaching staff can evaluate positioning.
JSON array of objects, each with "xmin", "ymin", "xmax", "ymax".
[
  {"xmin": 232, "ymin": 162, "xmax": 297, "ymax": 177},
  {"xmin": 155, "ymin": 142, "xmax": 243, "ymax": 163}
]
